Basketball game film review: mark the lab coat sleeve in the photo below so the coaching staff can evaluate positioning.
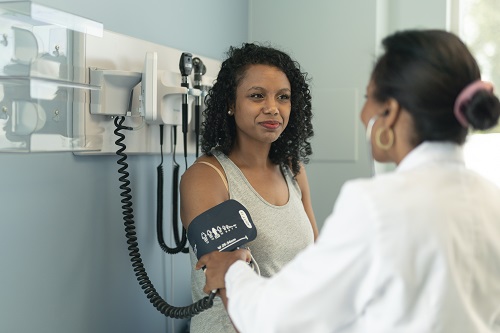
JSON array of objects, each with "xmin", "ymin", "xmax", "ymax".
[{"xmin": 225, "ymin": 181, "xmax": 378, "ymax": 333}]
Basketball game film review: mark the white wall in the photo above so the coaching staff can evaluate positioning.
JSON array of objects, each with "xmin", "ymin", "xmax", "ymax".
[{"xmin": 387, "ymin": 0, "xmax": 448, "ymax": 32}]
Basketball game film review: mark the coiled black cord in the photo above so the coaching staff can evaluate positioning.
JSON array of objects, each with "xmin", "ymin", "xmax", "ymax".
[{"xmin": 114, "ymin": 116, "xmax": 215, "ymax": 319}]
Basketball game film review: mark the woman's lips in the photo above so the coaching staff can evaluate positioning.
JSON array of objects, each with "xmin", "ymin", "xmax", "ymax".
[{"xmin": 260, "ymin": 121, "xmax": 280, "ymax": 129}]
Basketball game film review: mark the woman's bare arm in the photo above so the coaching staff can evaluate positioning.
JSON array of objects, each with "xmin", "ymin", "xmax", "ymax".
[{"xmin": 295, "ymin": 164, "xmax": 319, "ymax": 240}]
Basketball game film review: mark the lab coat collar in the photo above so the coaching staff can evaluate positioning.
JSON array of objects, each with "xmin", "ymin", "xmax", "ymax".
[{"xmin": 396, "ymin": 141, "xmax": 464, "ymax": 173}]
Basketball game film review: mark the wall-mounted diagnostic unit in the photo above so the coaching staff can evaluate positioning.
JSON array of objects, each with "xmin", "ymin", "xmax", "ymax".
[{"xmin": 0, "ymin": 1, "xmax": 219, "ymax": 154}]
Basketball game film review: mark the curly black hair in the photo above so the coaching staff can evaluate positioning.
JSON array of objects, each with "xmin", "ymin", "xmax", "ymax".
[{"xmin": 200, "ymin": 42, "xmax": 314, "ymax": 176}]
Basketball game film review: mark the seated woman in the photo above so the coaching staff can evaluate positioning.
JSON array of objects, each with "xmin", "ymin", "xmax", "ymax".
[{"xmin": 180, "ymin": 43, "xmax": 319, "ymax": 333}]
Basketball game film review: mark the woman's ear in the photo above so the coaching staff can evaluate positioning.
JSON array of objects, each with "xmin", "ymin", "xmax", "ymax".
[{"xmin": 383, "ymin": 98, "xmax": 402, "ymax": 127}]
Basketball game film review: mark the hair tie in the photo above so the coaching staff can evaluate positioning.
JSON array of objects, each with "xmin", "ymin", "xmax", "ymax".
[{"xmin": 453, "ymin": 80, "xmax": 494, "ymax": 128}]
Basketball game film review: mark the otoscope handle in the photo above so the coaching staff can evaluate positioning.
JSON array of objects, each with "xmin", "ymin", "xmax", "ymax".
[
  {"xmin": 194, "ymin": 104, "xmax": 200, "ymax": 135},
  {"xmin": 194, "ymin": 103, "xmax": 200, "ymax": 157},
  {"xmin": 182, "ymin": 101, "xmax": 188, "ymax": 135}
]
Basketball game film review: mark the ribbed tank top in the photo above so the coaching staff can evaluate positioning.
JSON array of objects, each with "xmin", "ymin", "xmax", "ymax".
[{"xmin": 188, "ymin": 150, "xmax": 314, "ymax": 333}]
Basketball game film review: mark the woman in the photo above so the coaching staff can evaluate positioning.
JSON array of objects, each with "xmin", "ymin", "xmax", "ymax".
[
  {"xmin": 197, "ymin": 30, "xmax": 500, "ymax": 333},
  {"xmin": 180, "ymin": 43, "xmax": 318, "ymax": 333}
]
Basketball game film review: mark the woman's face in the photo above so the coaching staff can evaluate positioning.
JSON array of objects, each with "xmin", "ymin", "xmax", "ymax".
[{"xmin": 232, "ymin": 64, "xmax": 291, "ymax": 145}]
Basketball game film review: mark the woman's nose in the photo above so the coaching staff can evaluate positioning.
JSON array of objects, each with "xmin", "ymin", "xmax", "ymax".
[{"xmin": 263, "ymin": 103, "xmax": 279, "ymax": 115}]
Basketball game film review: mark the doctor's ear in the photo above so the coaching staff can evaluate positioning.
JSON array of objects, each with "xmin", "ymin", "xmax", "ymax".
[{"xmin": 383, "ymin": 98, "xmax": 402, "ymax": 126}]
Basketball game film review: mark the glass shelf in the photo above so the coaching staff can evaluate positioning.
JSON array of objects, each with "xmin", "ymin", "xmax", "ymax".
[{"xmin": 0, "ymin": 1, "xmax": 103, "ymax": 152}]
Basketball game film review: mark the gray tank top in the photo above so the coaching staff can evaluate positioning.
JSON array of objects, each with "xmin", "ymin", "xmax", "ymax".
[{"xmin": 188, "ymin": 150, "xmax": 314, "ymax": 333}]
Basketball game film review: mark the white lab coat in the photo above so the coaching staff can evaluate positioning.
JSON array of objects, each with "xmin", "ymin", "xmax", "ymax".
[{"xmin": 225, "ymin": 142, "xmax": 500, "ymax": 333}]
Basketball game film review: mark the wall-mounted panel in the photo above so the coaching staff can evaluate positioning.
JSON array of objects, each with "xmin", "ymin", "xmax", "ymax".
[{"xmin": 75, "ymin": 30, "xmax": 221, "ymax": 155}]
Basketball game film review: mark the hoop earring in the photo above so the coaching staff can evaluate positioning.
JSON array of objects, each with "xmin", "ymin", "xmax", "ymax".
[{"xmin": 375, "ymin": 127, "xmax": 394, "ymax": 150}]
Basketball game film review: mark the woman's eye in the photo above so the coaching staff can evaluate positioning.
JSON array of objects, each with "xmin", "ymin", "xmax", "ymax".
[
  {"xmin": 250, "ymin": 93, "xmax": 264, "ymax": 99},
  {"xmin": 278, "ymin": 94, "xmax": 291, "ymax": 100}
]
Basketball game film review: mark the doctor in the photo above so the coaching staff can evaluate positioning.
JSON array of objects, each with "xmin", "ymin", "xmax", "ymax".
[{"xmin": 196, "ymin": 29, "xmax": 500, "ymax": 333}]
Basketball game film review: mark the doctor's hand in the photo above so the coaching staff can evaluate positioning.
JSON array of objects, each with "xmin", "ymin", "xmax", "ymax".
[{"xmin": 196, "ymin": 249, "xmax": 251, "ymax": 294}]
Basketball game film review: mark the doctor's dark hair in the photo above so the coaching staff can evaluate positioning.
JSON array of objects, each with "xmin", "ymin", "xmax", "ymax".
[
  {"xmin": 371, "ymin": 29, "xmax": 500, "ymax": 145},
  {"xmin": 200, "ymin": 42, "xmax": 314, "ymax": 176}
]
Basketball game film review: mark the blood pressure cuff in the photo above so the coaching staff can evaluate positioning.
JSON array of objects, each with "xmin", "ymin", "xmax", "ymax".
[{"xmin": 187, "ymin": 199, "xmax": 257, "ymax": 260}]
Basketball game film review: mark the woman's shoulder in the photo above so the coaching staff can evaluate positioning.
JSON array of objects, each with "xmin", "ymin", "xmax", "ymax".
[
  {"xmin": 183, "ymin": 154, "xmax": 231, "ymax": 196},
  {"xmin": 182, "ymin": 154, "xmax": 224, "ymax": 184},
  {"xmin": 180, "ymin": 154, "xmax": 230, "ymax": 227}
]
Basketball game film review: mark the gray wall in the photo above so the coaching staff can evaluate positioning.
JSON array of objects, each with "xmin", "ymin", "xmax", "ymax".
[
  {"xmin": 0, "ymin": 1, "xmax": 247, "ymax": 333},
  {"xmin": 248, "ymin": 0, "xmax": 449, "ymax": 228}
]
